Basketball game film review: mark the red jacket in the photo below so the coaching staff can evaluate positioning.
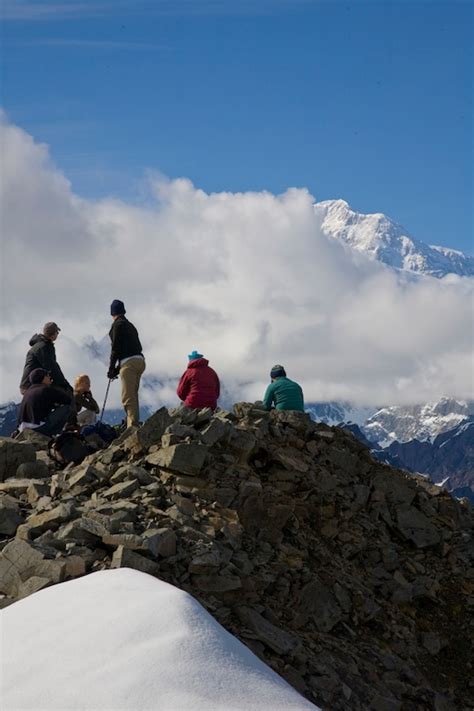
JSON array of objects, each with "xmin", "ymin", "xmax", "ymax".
[{"xmin": 177, "ymin": 358, "xmax": 220, "ymax": 410}]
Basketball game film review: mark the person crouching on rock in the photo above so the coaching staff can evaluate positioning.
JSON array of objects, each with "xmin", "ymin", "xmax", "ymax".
[
  {"xmin": 177, "ymin": 351, "xmax": 220, "ymax": 411},
  {"xmin": 74, "ymin": 374, "xmax": 100, "ymax": 426},
  {"xmin": 17, "ymin": 368, "xmax": 72, "ymax": 436},
  {"xmin": 263, "ymin": 364, "xmax": 305, "ymax": 412}
]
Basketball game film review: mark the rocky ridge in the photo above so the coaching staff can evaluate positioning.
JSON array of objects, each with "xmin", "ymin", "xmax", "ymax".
[{"xmin": 0, "ymin": 405, "xmax": 473, "ymax": 711}]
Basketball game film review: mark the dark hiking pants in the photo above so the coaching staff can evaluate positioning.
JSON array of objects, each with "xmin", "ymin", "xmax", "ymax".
[{"xmin": 36, "ymin": 405, "xmax": 70, "ymax": 437}]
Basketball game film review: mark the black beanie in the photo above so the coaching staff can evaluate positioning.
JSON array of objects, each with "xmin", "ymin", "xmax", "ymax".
[
  {"xmin": 29, "ymin": 368, "xmax": 48, "ymax": 384},
  {"xmin": 110, "ymin": 299, "xmax": 126, "ymax": 316}
]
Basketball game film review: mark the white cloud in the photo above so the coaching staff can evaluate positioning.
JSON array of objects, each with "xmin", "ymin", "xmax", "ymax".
[{"xmin": 1, "ymin": 113, "xmax": 473, "ymax": 409}]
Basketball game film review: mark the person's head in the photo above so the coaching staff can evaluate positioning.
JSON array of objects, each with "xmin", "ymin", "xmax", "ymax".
[
  {"xmin": 270, "ymin": 364, "xmax": 286, "ymax": 381},
  {"xmin": 29, "ymin": 368, "xmax": 52, "ymax": 386},
  {"xmin": 110, "ymin": 299, "xmax": 126, "ymax": 320},
  {"xmin": 43, "ymin": 322, "xmax": 61, "ymax": 341},
  {"xmin": 188, "ymin": 350, "xmax": 203, "ymax": 362},
  {"xmin": 74, "ymin": 374, "xmax": 91, "ymax": 394}
]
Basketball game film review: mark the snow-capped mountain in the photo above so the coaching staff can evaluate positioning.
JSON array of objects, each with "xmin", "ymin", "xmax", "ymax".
[
  {"xmin": 0, "ymin": 401, "xmax": 18, "ymax": 437},
  {"xmin": 386, "ymin": 417, "xmax": 474, "ymax": 503},
  {"xmin": 305, "ymin": 401, "xmax": 375, "ymax": 427},
  {"xmin": 314, "ymin": 199, "xmax": 474, "ymax": 278},
  {"xmin": 362, "ymin": 398, "xmax": 474, "ymax": 447}
]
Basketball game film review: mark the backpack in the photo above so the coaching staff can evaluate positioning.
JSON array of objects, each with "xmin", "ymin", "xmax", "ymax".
[
  {"xmin": 49, "ymin": 430, "xmax": 91, "ymax": 466},
  {"xmin": 81, "ymin": 421, "xmax": 118, "ymax": 443}
]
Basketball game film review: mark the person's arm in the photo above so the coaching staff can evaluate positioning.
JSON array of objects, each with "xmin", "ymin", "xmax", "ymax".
[
  {"xmin": 263, "ymin": 383, "xmax": 275, "ymax": 410},
  {"xmin": 83, "ymin": 392, "xmax": 100, "ymax": 413},
  {"xmin": 215, "ymin": 372, "xmax": 220, "ymax": 399},
  {"xmin": 108, "ymin": 321, "xmax": 122, "ymax": 376},
  {"xmin": 177, "ymin": 372, "xmax": 190, "ymax": 401}
]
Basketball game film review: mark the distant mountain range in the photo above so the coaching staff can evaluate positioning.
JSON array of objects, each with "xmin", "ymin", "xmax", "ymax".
[
  {"xmin": 308, "ymin": 398, "xmax": 474, "ymax": 446},
  {"xmin": 314, "ymin": 199, "xmax": 474, "ymax": 278}
]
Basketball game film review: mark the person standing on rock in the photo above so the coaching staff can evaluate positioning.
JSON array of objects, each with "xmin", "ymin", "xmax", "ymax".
[
  {"xmin": 19, "ymin": 322, "xmax": 73, "ymax": 396},
  {"xmin": 107, "ymin": 300, "xmax": 146, "ymax": 428},
  {"xmin": 177, "ymin": 351, "xmax": 220, "ymax": 410},
  {"xmin": 17, "ymin": 368, "xmax": 72, "ymax": 436},
  {"xmin": 262, "ymin": 365, "xmax": 305, "ymax": 412}
]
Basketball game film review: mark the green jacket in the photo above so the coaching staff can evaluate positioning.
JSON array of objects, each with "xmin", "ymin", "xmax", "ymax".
[{"xmin": 263, "ymin": 377, "xmax": 305, "ymax": 412}]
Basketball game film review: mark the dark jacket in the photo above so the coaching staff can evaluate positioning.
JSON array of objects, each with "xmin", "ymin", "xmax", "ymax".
[
  {"xmin": 20, "ymin": 334, "xmax": 72, "ymax": 392},
  {"xmin": 74, "ymin": 392, "xmax": 100, "ymax": 414},
  {"xmin": 177, "ymin": 358, "xmax": 220, "ymax": 410},
  {"xmin": 17, "ymin": 384, "xmax": 72, "ymax": 426},
  {"xmin": 108, "ymin": 316, "xmax": 143, "ymax": 370}
]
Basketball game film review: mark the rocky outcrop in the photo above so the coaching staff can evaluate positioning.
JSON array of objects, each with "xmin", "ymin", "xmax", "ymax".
[{"xmin": 0, "ymin": 405, "xmax": 473, "ymax": 711}]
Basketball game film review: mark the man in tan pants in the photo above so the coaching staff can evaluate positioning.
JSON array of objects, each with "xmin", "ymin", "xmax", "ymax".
[{"xmin": 108, "ymin": 300, "xmax": 146, "ymax": 428}]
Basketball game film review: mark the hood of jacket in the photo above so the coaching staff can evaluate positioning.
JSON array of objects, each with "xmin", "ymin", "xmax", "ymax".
[
  {"xmin": 187, "ymin": 357, "xmax": 209, "ymax": 369},
  {"xmin": 29, "ymin": 334, "xmax": 49, "ymax": 347}
]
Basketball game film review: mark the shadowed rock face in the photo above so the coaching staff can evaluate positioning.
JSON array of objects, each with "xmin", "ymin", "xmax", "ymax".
[{"xmin": 0, "ymin": 403, "xmax": 472, "ymax": 711}]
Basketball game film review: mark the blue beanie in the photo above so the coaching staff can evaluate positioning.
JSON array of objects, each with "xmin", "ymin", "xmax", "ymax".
[
  {"xmin": 110, "ymin": 299, "xmax": 126, "ymax": 316},
  {"xmin": 270, "ymin": 364, "xmax": 286, "ymax": 379},
  {"xmin": 188, "ymin": 350, "xmax": 203, "ymax": 361}
]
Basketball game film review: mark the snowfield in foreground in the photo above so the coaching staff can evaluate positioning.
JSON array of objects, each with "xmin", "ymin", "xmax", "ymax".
[{"xmin": 2, "ymin": 568, "xmax": 318, "ymax": 711}]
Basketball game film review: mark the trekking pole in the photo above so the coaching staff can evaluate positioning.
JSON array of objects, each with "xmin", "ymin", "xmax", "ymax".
[{"xmin": 100, "ymin": 378, "xmax": 112, "ymax": 423}]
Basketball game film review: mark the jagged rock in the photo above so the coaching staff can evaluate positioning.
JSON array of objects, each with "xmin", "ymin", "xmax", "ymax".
[
  {"xmin": 200, "ymin": 418, "xmax": 232, "ymax": 446},
  {"xmin": 110, "ymin": 545, "xmax": 161, "ymax": 576},
  {"xmin": 395, "ymin": 506, "xmax": 441, "ymax": 548},
  {"xmin": 16, "ymin": 460, "xmax": 50, "ymax": 479},
  {"xmin": 142, "ymin": 528, "xmax": 177, "ymax": 558},
  {"xmin": 102, "ymin": 479, "xmax": 139, "ymax": 500},
  {"xmin": 273, "ymin": 447, "xmax": 310, "ymax": 473},
  {"xmin": 111, "ymin": 464, "xmax": 153, "ymax": 486},
  {"xmin": 125, "ymin": 407, "xmax": 172, "ymax": 453},
  {"xmin": 0, "ymin": 539, "xmax": 65, "ymax": 597},
  {"xmin": 372, "ymin": 471, "xmax": 417, "ymax": 505},
  {"xmin": 27, "ymin": 481, "xmax": 50, "ymax": 504},
  {"xmin": 64, "ymin": 555, "xmax": 87, "ymax": 578},
  {"xmin": 189, "ymin": 549, "xmax": 221, "ymax": 574},
  {"xmin": 65, "ymin": 464, "xmax": 98, "ymax": 489},
  {"xmin": 23, "ymin": 502, "xmax": 76, "ymax": 538},
  {"xmin": 193, "ymin": 574, "xmax": 242, "ymax": 593},
  {"xmin": 227, "ymin": 428, "xmax": 257, "ymax": 463},
  {"xmin": 0, "ymin": 495, "xmax": 24, "ymax": 536},
  {"xmin": 237, "ymin": 607, "xmax": 299, "ymax": 654},
  {"xmin": 0, "ymin": 439, "xmax": 36, "ymax": 481},
  {"xmin": 146, "ymin": 443, "xmax": 207, "ymax": 476},
  {"xmin": 56, "ymin": 518, "xmax": 105, "ymax": 545},
  {"xmin": 14, "ymin": 429, "xmax": 50, "ymax": 451},
  {"xmin": 296, "ymin": 580, "xmax": 343, "ymax": 632},
  {"xmin": 101, "ymin": 532, "xmax": 144, "ymax": 549}
]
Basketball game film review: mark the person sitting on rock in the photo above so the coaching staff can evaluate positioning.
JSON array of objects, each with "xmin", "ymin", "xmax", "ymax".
[
  {"xmin": 19, "ymin": 322, "xmax": 73, "ymax": 396},
  {"xmin": 17, "ymin": 368, "xmax": 72, "ymax": 436},
  {"xmin": 262, "ymin": 365, "xmax": 305, "ymax": 412},
  {"xmin": 177, "ymin": 351, "xmax": 220, "ymax": 411},
  {"xmin": 74, "ymin": 374, "xmax": 100, "ymax": 426}
]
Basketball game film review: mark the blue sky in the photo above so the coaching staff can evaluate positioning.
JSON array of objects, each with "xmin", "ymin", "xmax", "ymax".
[{"xmin": 2, "ymin": 0, "xmax": 473, "ymax": 252}]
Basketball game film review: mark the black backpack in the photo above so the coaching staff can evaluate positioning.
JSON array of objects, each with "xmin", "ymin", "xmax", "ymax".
[{"xmin": 49, "ymin": 430, "xmax": 91, "ymax": 466}]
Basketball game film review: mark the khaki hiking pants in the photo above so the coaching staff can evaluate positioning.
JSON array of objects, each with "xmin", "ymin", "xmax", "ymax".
[{"xmin": 120, "ymin": 357, "xmax": 146, "ymax": 428}]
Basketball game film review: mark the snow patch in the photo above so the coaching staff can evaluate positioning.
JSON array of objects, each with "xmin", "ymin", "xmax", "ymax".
[{"xmin": 2, "ymin": 568, "xmax": 317, "ymax": 711}]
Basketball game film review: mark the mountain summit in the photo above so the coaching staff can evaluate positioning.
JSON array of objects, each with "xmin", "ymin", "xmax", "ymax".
[{"xmin": 315, "ymin": 199, "xmax": 474, "ymax": 278}]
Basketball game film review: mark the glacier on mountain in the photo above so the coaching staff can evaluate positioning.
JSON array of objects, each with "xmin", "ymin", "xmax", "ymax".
[{"xmin": 314, "ymin": 199, "xmax": 474, "ymax": 278}]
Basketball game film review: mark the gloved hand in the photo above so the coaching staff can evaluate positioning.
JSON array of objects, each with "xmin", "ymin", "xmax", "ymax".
[{"xmin": 107, "ymin": 366, "xmax": 120, "ymax": 380}]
